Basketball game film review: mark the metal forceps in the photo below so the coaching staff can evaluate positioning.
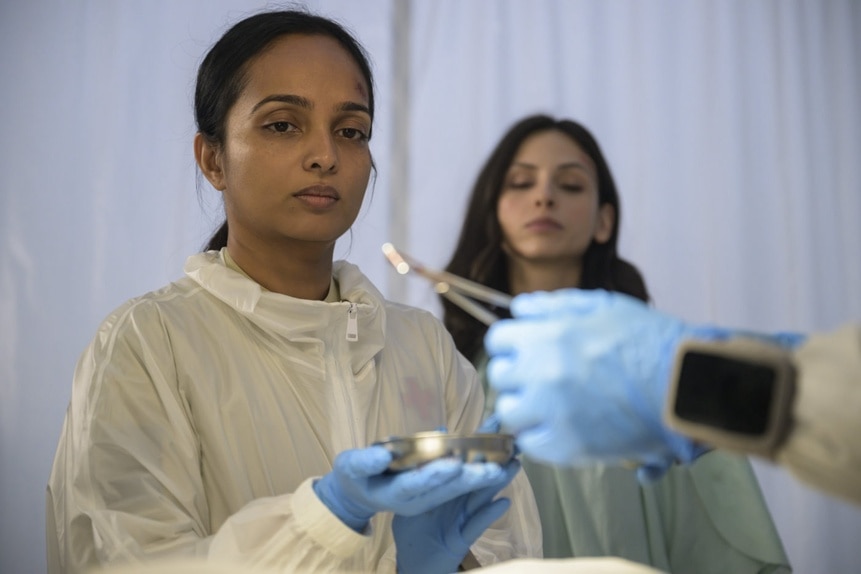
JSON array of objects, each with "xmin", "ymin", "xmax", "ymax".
[{"xmin": 382, "ymin": 243, "xmax": 511, "ymax": 325}]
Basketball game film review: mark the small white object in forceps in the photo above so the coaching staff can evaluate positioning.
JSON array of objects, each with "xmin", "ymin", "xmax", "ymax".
[{"xmin": 381, "ymin": 243, "xmax": 511, "ymax": 325}]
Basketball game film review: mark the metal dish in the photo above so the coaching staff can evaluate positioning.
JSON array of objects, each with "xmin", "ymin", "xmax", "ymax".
[{"xmin": 374, "ymin": 431, "xmax": 516, "ymax": 472}]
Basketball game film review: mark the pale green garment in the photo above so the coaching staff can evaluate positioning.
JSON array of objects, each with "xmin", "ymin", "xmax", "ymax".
[{"xmin": 475, "ymin": 351, "xmax": 791, "ymax": 573}]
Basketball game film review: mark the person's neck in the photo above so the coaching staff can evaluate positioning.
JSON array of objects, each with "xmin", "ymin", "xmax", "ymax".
[
  {"xmin": 226, "ymin": 237, "xmax": 335, "ymax": 300},
  {"xmin": 507, "ymin": 258, "xmax": 582, "ymax": 296}
]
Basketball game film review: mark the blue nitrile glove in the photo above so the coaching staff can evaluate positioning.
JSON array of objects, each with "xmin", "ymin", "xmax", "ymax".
[
  {"xmin": 476, "ymin": 414, "xmax": 501, "ymax": 435},
  {"xmin": 485, "ymin": 289, "xmax": 727, "ymax": 479},
  {"xmin": 737, "ymin": 329, "xmax": 807, "ymax": 350},
  {"xmin": 392, "ymin": 458, "xmax": 520, "ymax": 574},
  {"xmin": 314, "ymin": 445, "xmax": 510, "ymax": 531},
  {"xmin": 474, "ymin": 414, "xmax": 522, "ymax": 460}
]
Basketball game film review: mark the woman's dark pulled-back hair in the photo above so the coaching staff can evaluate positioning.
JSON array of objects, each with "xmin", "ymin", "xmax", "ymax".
[
  {"xmin": 443, "ymin": 114, "xmax": 649, "ymax": 358},
  {"xmin": 196, "ymin": 9, "xmax": 375, "ymax": 251}
]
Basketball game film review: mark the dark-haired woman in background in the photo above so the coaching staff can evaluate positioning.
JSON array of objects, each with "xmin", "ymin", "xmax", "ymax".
[{"xmin": 443, "ymin": 114, "xmax": 790, "ymax": 573}]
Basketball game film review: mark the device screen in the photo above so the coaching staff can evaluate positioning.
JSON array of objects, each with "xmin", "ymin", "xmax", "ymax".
[{"xmin": 674, "ymin": 351, "xmax": 776, "ymax": 435}]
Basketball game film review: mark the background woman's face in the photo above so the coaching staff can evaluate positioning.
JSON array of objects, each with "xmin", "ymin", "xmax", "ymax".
[
  {"xmin": 496, "ymin": 129, "xmax": 613, "ymax": 264},
  {"xmin": 212, "ymin": 34, "xmax": 373, "ymax": 250}
]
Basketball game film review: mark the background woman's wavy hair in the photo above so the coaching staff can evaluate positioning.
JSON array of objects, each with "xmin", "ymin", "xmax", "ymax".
[{"xmin": 443, "ymin": 114, "xmax": 649, "ymax": 358}]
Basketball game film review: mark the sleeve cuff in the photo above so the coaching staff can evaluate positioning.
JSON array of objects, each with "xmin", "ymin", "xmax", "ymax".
[{"xmin": 290, "ymin": 477, "xmax": 370, "ymax": 559}]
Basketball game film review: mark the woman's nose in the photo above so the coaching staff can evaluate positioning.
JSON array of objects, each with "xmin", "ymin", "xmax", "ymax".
[
  {"xmin": 303, "ymin": 131, "xmax": 338, "ymax": 173},
  {"xmin": 534, "ymin": 181, "xmax": 555, "ymax": 207}
]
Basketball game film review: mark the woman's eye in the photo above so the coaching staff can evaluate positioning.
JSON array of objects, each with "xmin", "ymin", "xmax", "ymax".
[
  {"xmin": 560, "ymin": 183, "xmax": 584, "ymax": 192},
  {"xmin": 339, "ymin": 127, "xmax": 369, "ymax": 141},
  {"xmin": 506, "ymin": 179, "xmax": 534, "ymax": 190},
  {"xmin": 266, "ymin": 121, "xmax": 294, "ymax": 133}
]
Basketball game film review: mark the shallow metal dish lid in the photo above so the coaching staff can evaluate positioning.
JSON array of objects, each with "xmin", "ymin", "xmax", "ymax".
[{"xmin": 374, "ymin": 431, "xmax": 515, "ymax": 472}]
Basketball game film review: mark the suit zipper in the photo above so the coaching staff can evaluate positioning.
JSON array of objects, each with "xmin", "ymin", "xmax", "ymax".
[{"xmin": 346, "ymin": 302, "xmax": 358, "ymax": 342}]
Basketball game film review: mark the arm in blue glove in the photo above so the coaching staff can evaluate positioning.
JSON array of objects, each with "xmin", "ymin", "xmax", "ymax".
[
  {"xmin": 391, "ymin": 458, "xmax": 520, "ymax": 574},
  {"xmin": 485, "ymin": 289, "xmax": 804, "ymax": 480},
  {"xmin": 313, "ymin": 445, "xmax": 510, "ymax": 532}
]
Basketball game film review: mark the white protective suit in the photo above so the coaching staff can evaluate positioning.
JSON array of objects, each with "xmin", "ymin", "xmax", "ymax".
[
  {"xmin": 769, "ymin": 325, "xmax": 861, "ymax": 505},
  {"xmin": 47, "ymin": 250, "xmax": 542, "ymax": 574}
]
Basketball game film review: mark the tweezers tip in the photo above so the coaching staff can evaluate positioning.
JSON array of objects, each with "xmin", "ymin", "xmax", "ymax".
[{"xmin": 381, "ymin": 242, "xmax": 410, "ymax": 275}]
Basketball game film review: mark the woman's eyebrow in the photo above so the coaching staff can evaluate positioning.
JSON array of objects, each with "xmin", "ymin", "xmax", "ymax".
[
  {"xmin": 251, "ymin": 93, "xmax": 311, "ymax": 114},
  {"xmin": 510, "ymin": 161, "xmax": 589, "ymax": 171},
  {"xmin": 250, "ymin": 94, "xmax": 370, "ymax": 117},
  {"xmin": 555, "ymin": 162, "xmax": 590, "ymax": 172},
  {"xmin": 339, "ymin": 101, "xmax": 371, "ymax": 116}
]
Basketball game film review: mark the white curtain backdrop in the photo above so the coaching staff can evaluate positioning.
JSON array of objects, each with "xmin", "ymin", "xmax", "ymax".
[{"xmin": 1, "ymin": 1, "xmax": 859, "ymax": 573}]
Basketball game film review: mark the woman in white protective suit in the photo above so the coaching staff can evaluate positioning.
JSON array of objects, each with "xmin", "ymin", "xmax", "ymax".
[{"xmin": 46, "ymin": 9, "xmax": 541, "ymax": 574}]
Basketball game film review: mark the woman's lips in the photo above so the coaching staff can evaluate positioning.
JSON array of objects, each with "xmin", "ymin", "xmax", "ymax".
[
  {"xmin": 525, "ymin": 217, "xmax": 563, "ymax": 232},
  {"xmin": 294, "ymin": 185, "xmax": 339, "ymax": 209}
]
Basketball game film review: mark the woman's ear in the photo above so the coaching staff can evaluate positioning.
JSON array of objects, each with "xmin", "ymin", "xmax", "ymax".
[
  {"xmin": 593, "ymin": 203, "xmax": 615, "ymax": 244},
  {"xmin": 194, "ymin": 133, "xmax": 226, "ymax": 191}
]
